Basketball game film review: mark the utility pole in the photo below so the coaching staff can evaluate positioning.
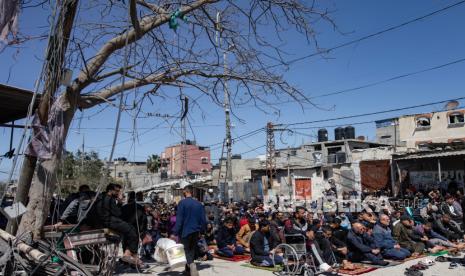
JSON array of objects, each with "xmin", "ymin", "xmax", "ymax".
[
  {"xmin": 216, "ymin": 11, "xmax": 233, "ymax": 202},
  {"xmin": 287, "ymin": 146, "xmax": 291, "ymax": 200},
  {"xmin": 180, "ymin": 95, "xmax": 188, "ymax": 177},
  {"xmin": 266, "ymin": 122, "xmax": 276, "ymax": 197}
]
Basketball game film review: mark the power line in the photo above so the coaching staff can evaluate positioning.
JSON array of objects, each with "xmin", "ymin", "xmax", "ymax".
[
  {"xmin": 278, "ymin": 96, "xmax": 465, "ymax": 127},
  {"xmin": 235, "ymin": 56, "xmax": 465, "ymax": 109},
  {"xmin": 310, "ymin": 57, "xmax": 465, "ymax": 99},
  {"xmin": 278, "ymin": 0, "xmax": 465, "ymax": 68}
]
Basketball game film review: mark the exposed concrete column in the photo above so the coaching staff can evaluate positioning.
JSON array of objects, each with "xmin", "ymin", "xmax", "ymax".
[{"xmin": 438, "ymin": 159, "xmax": 442, "ymax": 182}]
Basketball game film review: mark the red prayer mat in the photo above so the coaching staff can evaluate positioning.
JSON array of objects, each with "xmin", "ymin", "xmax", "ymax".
[
  {"xmin": 212, "ymin": 254, "xmax": 251, "ymax": 262},
  {"xmin": 338, "ymin": 266, "xmax": 378, "ymax": 275}
]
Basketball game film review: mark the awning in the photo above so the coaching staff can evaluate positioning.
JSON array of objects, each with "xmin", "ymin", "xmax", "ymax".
[
  {"xmin": 0, "ymin": 84, "xmax": 39, "ymax": 124},
  {"xmin": 393, "ymin": 149, "xmax": 465, "ymax": 160}
]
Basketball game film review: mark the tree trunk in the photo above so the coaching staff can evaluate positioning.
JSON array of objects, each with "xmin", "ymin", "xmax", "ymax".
[
  {"xmin": 6, "ymin": 155, "xmax": 37, "ymax": 234},
  {"xmin": 17, "ymin": 91, "xmax": 77, "ymax": 239},
  {"xmin": 16, "ymin": 159, "xmax": 59, "ymax": 238},
  {"xmin": 13, "ymin": 0, "xmax": 79, "ymax": 238}
]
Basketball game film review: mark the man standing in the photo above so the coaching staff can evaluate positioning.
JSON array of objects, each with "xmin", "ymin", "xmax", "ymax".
[{"xmin": 174, "ymin": 184, "xmax": 207, "ymax": 276}]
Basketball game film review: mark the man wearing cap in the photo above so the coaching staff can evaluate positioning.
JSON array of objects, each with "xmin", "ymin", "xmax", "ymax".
[{"xmin": 174, "ymin": 184, "xmax": 207, "ymax": 276}]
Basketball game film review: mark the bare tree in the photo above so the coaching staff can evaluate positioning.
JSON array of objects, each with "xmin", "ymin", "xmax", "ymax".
[{"xmin": 15, "ymin": 0, "xmax": 335, "ymax": 238}]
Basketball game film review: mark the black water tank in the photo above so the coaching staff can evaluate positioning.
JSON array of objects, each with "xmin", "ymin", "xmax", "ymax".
[
  {"xmin": 317, "ymin": 128, "xmax": 328, "ymax": 142},
  {"xmin": 344, "ymin": 126, "xmax": 355, "ymax": 139},
  {"xmin": 335, "ymin": 127, "xmax": 344, "ymax": 140}
]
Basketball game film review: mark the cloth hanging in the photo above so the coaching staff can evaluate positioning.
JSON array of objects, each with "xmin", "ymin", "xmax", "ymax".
[
  {"xmin": 0, "ymin": 0, "xmax": 20, "ymax": 45},
  {"xmin": 25, "ymin": 95, "xmax": 67, "ymax": 160}
]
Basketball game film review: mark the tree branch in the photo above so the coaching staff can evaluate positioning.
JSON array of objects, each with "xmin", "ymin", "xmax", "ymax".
[{"xmin": 71, "ymin": 0, "xmax": 218, "ymax": 94}]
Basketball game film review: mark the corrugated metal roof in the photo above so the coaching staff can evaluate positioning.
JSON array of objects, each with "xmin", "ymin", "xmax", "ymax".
[
  {"xmin": 0, "ymin": 84, "xmax": 38, "ymax": 124},
  {"xmin": 394, "ymin": 149, "xmax": 465, "ymax": 160}
]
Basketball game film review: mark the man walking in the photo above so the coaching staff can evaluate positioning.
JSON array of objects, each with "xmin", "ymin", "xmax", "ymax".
[{"xmin": 174, "ymin": 184, "xmax": 207, "ymax": 276}]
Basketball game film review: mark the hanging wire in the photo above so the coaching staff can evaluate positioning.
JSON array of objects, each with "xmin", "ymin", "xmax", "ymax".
[{"xmin": 1, "ymin": 0, "xmax": 64, "ymax": 207}]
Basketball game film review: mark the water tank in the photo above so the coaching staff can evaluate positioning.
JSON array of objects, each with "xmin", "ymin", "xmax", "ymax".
[
  {"xmin": 334, "ymin": 127, "xmax": 344, "ymax": 140},
  {"xmin": 344, "ymin": 126, "xmax": 355, "ymax": 139},
  {"xmin": 317, "ymin": 128, "xmax": 328, "ymax": 142}
]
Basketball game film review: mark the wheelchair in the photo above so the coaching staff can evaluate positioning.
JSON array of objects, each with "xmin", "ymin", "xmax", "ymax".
[{"xmin": 272, "ymin": 233, "xmax": 336, "ymax": 276}]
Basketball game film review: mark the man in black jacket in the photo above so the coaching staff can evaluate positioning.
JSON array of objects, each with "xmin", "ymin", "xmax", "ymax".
[
  {"xmin": 89, "ymin": 183, "xmax": 142, "ymax": 267},
  {"xmin": 215, "ymin": 217, "xmax": 245, "ymax": 257},
  {"xmin": 121, "ymin": 191, "xmax": 147, "ymax": 236},
  {"xmin": 346, "ymin": 222, "xmax": 388, "ymax": 266},
  {"xmin": 269, "ymin": 211, "xmax": 285, "ymax": 248},
  {"xmin": 250, "ymin": 220, "xmax": 283, "ymax": 267}
]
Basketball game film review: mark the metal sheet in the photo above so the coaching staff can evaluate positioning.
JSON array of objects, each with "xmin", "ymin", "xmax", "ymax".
[{"xmin": 394, "ymin": 149, "xmax": 465, "ymax": 160}]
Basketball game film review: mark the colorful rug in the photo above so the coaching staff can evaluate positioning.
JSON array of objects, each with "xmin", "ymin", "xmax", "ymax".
[
  {"xmin": 213, "ymin": 254, "xmax": 251, "ymax": 262},
  {"xmin": 356, "ymin": 261, "xmax": 399, "ymax": 268},
  {"xmin": 337, "ymin": 266, "xmax": 378, "ymax": 275}
]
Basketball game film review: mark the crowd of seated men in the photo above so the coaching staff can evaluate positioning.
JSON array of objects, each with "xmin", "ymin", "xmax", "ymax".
[{"xmin": 48, "ymin": 184, "xmax": 465, "ymax": 273}]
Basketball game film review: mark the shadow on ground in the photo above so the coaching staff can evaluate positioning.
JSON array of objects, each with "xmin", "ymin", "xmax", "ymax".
[{"xmin": 157, "ymin": 263, "xmax": 213, "ymax": 276}]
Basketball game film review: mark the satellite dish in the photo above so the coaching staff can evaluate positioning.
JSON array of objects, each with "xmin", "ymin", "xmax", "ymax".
[{"xmin": 445, "ymin": 100, "xmax": 459, "ymax": 111}]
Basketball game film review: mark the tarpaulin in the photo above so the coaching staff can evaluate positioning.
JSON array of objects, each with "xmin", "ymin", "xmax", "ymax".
[
  {"xmin": 294, "ymin": 178, "xmax": 311, "ymax": 200},
  {"xmin": 360, "ymin": 160, "xmax": 391, "ymax": 191}
]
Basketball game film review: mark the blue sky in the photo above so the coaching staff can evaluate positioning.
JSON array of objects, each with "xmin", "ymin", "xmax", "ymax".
[{"xmin": 1, "ymin": 0, "xmax": 465, "ymax": 180}]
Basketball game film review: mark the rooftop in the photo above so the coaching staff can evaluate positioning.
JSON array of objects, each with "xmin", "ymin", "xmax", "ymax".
[{"xmin": 0, "ymin": 84, "xmax": 39, "ymax": 124}]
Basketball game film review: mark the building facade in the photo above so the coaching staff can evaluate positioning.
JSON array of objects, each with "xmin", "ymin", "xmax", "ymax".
[
  {"xmin": 376, "ymin": 108, "xmax": 465, "ymax": 149},
  {"xmin": 160, "ymin": 141, "xmax": 212, "ymax": 177},
  {"xmin": 107, "ymin": 160, "xmax": 161, "ymax": 190},
  {"xmin": 212, "ymin": 138, "xmax": 391, "ymax": 203}
]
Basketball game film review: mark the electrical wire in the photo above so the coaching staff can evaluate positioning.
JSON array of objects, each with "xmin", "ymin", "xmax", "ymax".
[
  {"xmin": 1, "ymin": 0, "xmax": 63, "ymax": 207},
  {"xmin": 278, "ymin": 96, "xmax": 465, "ymax": 127},
  {"xmin": 309, "ymin": 57, "xmax": 465, "ymax": 99},
  {"xmin": 271, "ymin": 0, "xmax": 465, "ymax": 69}
]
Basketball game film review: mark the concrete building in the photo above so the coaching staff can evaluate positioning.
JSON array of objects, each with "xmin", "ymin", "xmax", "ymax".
[
  {"xmin": 376, "ymin": 108, "xmax": 465, "ymax": 149},
  {"xmin": 160, "ymin": 140, "xmax": 212, "ymax": 177},
  {"xmin": 252, "ymin": 139, "xmax": 392, "ymax": 202},
  {"xmin": 107, "ymin": 160, "xmax": 161, "ymax": 191},
  {"xmin": 213, "ymin": 138, "xmax": 391, "ymax": 203}
]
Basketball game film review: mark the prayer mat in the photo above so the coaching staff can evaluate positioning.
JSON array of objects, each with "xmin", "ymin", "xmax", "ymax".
[
  {"xmin": 402, "ymin": 254, "xmax": 427, "ymax": 262},
  {"xmin": 337, "ymin": 266, "xmax": 377, "ymax": 275},
  {"xmin": 429, "ymin": 250, "xmax": 449, "ymax": 257},
  {"xmin": 240, "ymin": 263, "xmax": 283, "ymax": 272},
  {"xmin": 356, "ymin": 261, "xmax": 399, "ymax": 268},
  {"xmin": 213, "ymin": 254, "xmax": 251, "ymax": 262}
]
